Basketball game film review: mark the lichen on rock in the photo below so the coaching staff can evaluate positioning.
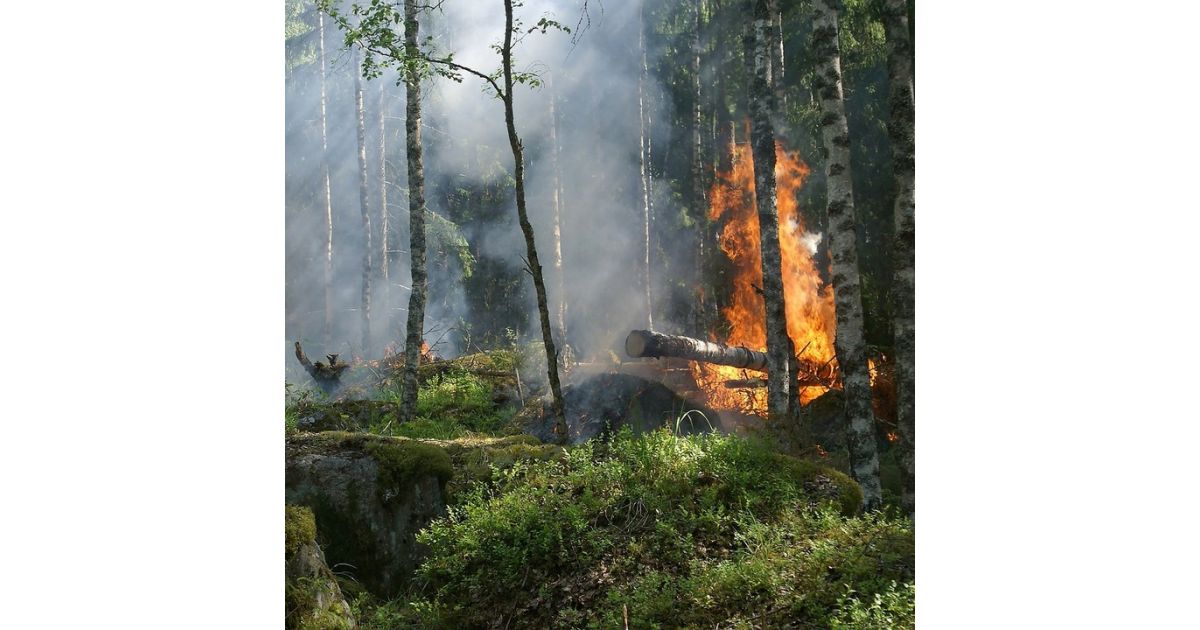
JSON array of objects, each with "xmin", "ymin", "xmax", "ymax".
[{"xmin": 285, "ymin": 505, "xmax": 356, "ymax": 629}]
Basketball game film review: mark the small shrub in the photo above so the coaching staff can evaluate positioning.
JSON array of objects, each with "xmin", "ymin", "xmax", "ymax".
[{"xmin": 831, "ymin": 581, "xmax": 916, "ymax": 629}]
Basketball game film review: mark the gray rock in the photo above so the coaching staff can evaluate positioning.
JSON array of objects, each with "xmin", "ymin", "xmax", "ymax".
[
  {"xmin": 285, "ymin": 506, "xmax": 356, "ymax": 629},
  {"xmin": 517, "ymin": 373, "xmax": 723, "ymax": 445},
  {"xmin": 285, "ymin": 433, "xmax": 451, "ymax": 597}
]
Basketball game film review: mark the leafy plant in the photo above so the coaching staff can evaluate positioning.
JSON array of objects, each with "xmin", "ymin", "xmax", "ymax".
[{"xmin": 383, "ymin": 429, "xmax": 910, "ymax": 628}]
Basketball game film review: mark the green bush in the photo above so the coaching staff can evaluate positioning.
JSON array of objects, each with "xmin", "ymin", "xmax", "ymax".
[
  {"xmin": 391, "ymin": 429, "xmax": 912, "ymax": 628},
  {"xmin": 831, "ymin": 581, "xmax": 916, "ymax": 629}
]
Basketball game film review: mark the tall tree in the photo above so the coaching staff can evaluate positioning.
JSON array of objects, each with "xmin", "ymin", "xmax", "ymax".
[
  {"xmin": 748, "ymin": 0, "xmax": 792, "ymax": 426},
  {"xmin": 638, "ymin": 0, "xmax": 654, "ymax": 330},
  {"xmin": 355, "ymin": 46, "xmax": 373, "ymax": 355},
  {"xmin": 812, "ymin": 0, "xmax": 883, "ymax": 509},
  {"xmin": 881, "ymin": 0, "xmax": 915, "ymax": 513},
  {"xmin": 399, "ymin": 0, "xmax": 429, "ymax": 424},
  {"xmin": 691, "ymin": 0, "xmax": 707, "ymax": 335},
  {"xmin": 318, "ymin": 9, "xmax": 335, "ymax": 350},
  {"xmin": 770, "ymin": 0, "xmax": 786, "ymax": 122},
  {"xmin": 548, "ymin": 73, "xmax": 568, "ymax": 349},
  {"xmin": 378, "ymin": 78, "xmax": 390, "ymax": 343},
  {"xmin": 499, "ymin": 0, "xmax": 568, "ymax": 443}
]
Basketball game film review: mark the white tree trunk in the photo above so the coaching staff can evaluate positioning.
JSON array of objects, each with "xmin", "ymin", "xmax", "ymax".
[
  {"xmin": 318, "ymin": 10, "xmax": 334, "ymax": 351},
  {"xmin": 355, "ymin": 47, "xmax": 373, "ymax": 355},
  {"xmin": 378, "ymin": 78, "xmax": 390, "ymax": 344},
  {"xmin": 812, "ymin": 0, "xmax": 883, "ymax": 509},
  {"xmin": 548, "ymin": 73, "xmax": 568, "ymax": 347},
  {"xmin": 750, "ymin": 0, "xmax": 791, "ymax": 424},
  {"xmin": 638, "ymin": 0, "xmax": 654, "ymax": 331}
]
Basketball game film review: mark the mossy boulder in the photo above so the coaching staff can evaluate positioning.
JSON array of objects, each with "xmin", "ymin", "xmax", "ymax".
[
  {"xmin": 285, "ymin": 432, "xmax": 452, "ymax": 597},
  {"xmin": 285, "ymin": 506, "xmax": 355, "ymax": 629},
  {"xmin": 515, "ymin": 373, "xmax": 722, "ymax": 444}
]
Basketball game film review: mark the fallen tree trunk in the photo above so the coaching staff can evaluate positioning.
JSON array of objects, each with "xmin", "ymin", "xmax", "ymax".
[
  {"xmin": 724, "ymin": 377, "xmax": 768, "ymax": 389},
  {"xmin": 625, "ymin": 330, "xmax": 768, "ymax": 372}
]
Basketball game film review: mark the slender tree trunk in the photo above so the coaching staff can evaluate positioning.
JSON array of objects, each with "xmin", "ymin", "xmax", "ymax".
[
  {"xmin": 399, "ymin": 0, "xmax": 428, "ymax": 424},
  {"xmin": 355, "ymin": 47, "xmax": 373, "ymax": 355},
  {"xmin": 318, "ymin": 10, "xmax": 334, "ymax": 351},
  {"xmin": 502, "ymin": 0, "xmax": 568, "ymax": 443},
  {"xmin": 715, "ymin": 0, "xmax": 732, "ymax": 173},
  {"xmin": 548, "ymin": 73, "xmax": 568, "ymax": 348},
  {"xmin": 882, "ymin": 0, "xmax": 915, "ymax": 514},
  {"xmin": 749, "ymin": 0, "xmax": 791, "ymax": 426},
  {"xmin": 812, "ymin": 0, "xmax": 883, "ymax": 510},
  {"xmin": 692, "ymin": 0, "xmax": 709, "ymax": 335},
  {"xmin": 638, "ymin": 0, "xmax": 654, "ymax": 330},
  {"xmin": 378, "ymin": 77, "xmax": 390, "ymax": 345},
  {"xmin": 770, "ymin": 0, "xmax": 786, "ymax": 121}
]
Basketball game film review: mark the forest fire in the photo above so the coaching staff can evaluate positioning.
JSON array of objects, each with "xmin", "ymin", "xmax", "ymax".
[{"xmin": 691, "ymin": 140, "xmax": 838, "ymax": 415}]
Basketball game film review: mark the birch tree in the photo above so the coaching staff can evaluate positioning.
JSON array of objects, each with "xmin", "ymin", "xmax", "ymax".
[
  {"xmin": 748, "ymin": 0, "xmax": 791, "ymax": 425},
  {"xmin": 638, "ymin": 0, "xmax": 654, "ymax": 330},
  {"xmin": 881, "ymin": 0, "xmax": 915, "ymax": 513},
  {"xmin": 377, "ymin": 78, "xmax": 390, "ymax": 342},
  {"xmin": 355, "ymin": 46, "xmax": 373, "ymax": 354},
  {"xmin": 318, "ymin": 9, "xmax": 335, "ymax": 350},
  {"xmin": 812, "ymin": 0, "xmax": 883, "ymax": 509},
  {"xmin": 548, "ymin": 72, "xmax": 568, "ymax": 350}
]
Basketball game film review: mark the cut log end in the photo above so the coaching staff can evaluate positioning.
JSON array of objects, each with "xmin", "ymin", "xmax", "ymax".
[{"xmin": 625, "ymin": 330, "xmax": 653, "ymax": 358}]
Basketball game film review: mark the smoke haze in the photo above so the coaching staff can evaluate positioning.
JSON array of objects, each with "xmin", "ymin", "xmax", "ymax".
[{"xmin": 286, "ymin": 0, "xmax": 699, "ymax": 377}]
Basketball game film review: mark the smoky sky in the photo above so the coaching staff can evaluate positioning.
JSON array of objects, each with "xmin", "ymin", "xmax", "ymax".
[{"xmin": 286, "ymin": 0, "xmax": 695, "ymax": 377}]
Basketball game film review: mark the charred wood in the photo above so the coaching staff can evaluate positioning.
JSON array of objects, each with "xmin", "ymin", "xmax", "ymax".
[{"xmin": 294, "ymin": 341, "xmax": 349, "ymax": 393}]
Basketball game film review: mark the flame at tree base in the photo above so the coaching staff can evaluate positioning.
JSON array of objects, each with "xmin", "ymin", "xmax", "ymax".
[{"xmin": 691, "ymin": 138, "xmax": 836, "ymax": 417}]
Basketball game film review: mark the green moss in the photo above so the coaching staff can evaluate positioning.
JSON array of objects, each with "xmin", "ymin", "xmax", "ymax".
[
  {"xmin": 288, "ymin": 431, "xmax": 453, "ymax": 504},
  {"xmin": 285, "ymin": 505, "xmax": 317, "ymax": 555},
  {"xmin": 432, "ymin": 434, "xmax": 565, "ymax": 503},
  {"xmin": 286, "ymin": 577, "xmax": 355, "ymax": 630},
  {"xmin": 773, "ymin": 455, "xmax": 864, "ymax": 517},
  {"xmin": 362, "ymin": 438, "xmax": 454, "ymax": 495}
]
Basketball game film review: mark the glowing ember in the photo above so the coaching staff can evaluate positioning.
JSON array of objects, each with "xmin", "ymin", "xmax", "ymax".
[{"xmin": 691, "ymin": 138, "xmax": 837, "ymax": 415}]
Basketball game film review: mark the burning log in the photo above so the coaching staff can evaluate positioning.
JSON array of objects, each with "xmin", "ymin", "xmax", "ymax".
[
  {"xmin": 625, "ymin": 330, "xmax": 768, "ymax": 372},
  {"xmin": 724, "ymin": 377, "xmax": 768, "ymax": 389},
  {"xmin": 294, "ymin": 341, "xmax": 350, "ymax": 393}
]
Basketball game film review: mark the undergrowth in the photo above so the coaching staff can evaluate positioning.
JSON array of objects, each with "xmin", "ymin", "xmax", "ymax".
[
  {"xmin": 350, "ymin": 429, "xmax": 914, "ymax": 629},
  {"xmin": 286, "ymin": 350, "xmax": 521, "ymax": 439}
]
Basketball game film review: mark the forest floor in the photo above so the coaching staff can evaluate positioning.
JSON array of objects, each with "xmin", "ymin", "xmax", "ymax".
[{"xmin": 285, "ymin": 346, "xmax": 915, "ymax": 629}]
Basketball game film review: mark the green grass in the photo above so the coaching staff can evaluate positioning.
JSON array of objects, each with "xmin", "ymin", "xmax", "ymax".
[{"xmin": 287, "ymin": 351, "xmax": 521, "ymax": 439}]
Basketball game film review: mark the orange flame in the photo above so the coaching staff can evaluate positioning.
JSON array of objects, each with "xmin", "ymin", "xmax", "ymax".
[{"xmin": 691, "ymin": 139, "xmax": 837, "ymax": 415}]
